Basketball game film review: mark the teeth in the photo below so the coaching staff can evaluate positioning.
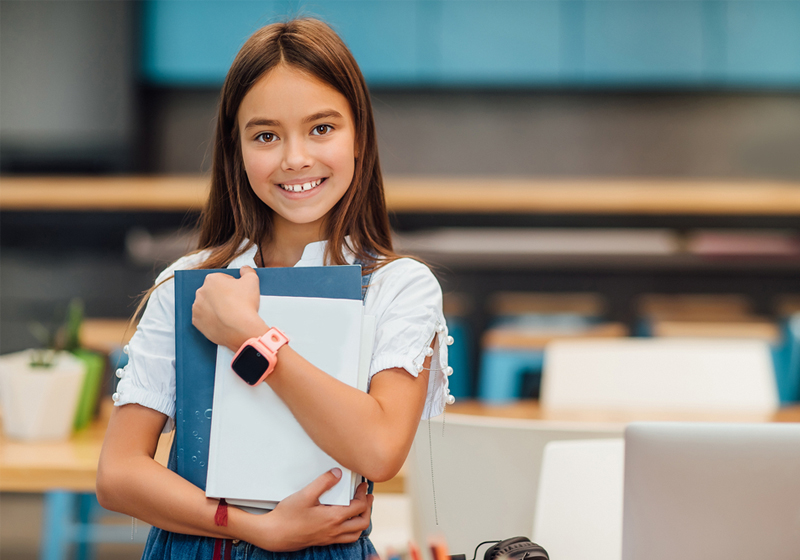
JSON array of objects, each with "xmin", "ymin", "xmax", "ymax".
[{"xmin": 281, "ymin": 178, "xmax": 323, "ymax": 192}]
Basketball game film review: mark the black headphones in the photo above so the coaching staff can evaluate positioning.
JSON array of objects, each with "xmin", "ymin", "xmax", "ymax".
[{"xmin": 483, "ymin": 537, "xmax": 549, "ymax": 560}]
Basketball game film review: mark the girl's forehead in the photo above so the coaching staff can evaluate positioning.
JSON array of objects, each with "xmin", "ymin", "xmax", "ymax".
[{"xmin": 238, "ymin": 64, "xmax": 352, "ymax": 124}]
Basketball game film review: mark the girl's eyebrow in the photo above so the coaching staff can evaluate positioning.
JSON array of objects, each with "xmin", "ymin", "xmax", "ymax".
[
  {"xmin": 243, "ymin": 110, "xmax": 343, "ymax": 130},
  {"xmin": 302, "ymin": 110, "xmax": 344, "ymax": 123},
  {"xmin": 244, "ymin": 118, "xmax": 280, "ymax": 129}
]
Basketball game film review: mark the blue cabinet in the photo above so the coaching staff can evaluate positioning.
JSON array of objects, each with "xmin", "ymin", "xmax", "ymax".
[
  {"xmin": 143, "ymin": 0, "xmax": 282, "ymax": 85},
  {"xmin": 141, "ymin": 0, "xmax": 800, "ymax": 88},
  {"xmin": 437, "ymin": 1, "xmax": 561, "ymax": 85},
  {"xmin": 582, "ymin": 1, "xmax": 706, "ymax": 85},
  {"xmin": 303, "ymin": 1, "xmax": 419, "ymax": 84},
  {"xmin": 725, "ymin": 0, "xmax": 800, "ymax": 86}
]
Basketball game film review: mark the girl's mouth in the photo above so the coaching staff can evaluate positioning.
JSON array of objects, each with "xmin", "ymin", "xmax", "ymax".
[{"xmin": 278, "ymin": 178, "xmax": 326, "ymax": 193}]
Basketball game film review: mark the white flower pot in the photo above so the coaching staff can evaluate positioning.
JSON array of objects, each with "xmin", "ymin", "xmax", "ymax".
[{"xmin": 0, "ymin": 350, "xmax": 86, "ymax": 441}]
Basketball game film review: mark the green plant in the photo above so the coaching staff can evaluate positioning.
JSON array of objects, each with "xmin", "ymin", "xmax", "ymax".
[{"xmin": 27, "ymin": 298, "xmax": 84, "ymax": 368}]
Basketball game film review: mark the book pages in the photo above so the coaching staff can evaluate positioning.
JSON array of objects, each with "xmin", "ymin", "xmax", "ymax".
[{"xmin": 206, "ymin": 296, "xmax": 366, "ymax": 507}]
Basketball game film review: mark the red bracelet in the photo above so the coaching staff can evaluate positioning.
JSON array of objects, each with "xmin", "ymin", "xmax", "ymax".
[{"xmin": 214, "ymin": 498, "xmax": 229, "ymax": 527}]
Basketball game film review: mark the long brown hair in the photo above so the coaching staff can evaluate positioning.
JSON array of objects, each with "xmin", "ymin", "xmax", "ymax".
[
  {"xmin": 196, "ymin": 17, "xmax": 397, "ymax": 271},
  {"xmin": 131, "ymin": 18, "xmax": 400, "ymax": 324}
]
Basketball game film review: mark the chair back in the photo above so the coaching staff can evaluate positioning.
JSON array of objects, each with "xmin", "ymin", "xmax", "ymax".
[
  {"xmin": 532, "ymin": 439, "xmax": 625, "ymax": 560},
  {"xmin": 406, "ymin": 414, "xmax": 622, "ymax": 557},
  {"xmin": 541, "ymin": 339, "xmax": 778, "ymax": 414}
]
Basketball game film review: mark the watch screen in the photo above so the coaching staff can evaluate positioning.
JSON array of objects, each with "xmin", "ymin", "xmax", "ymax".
[{"xmin": 231, "ymin": 345, "xmax": 271, "ymax": 385}]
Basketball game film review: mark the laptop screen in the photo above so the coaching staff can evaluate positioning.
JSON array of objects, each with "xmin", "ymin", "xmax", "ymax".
[{"xmin": 623, "ymin": 422, "xmax": 800, "ymax": 560}]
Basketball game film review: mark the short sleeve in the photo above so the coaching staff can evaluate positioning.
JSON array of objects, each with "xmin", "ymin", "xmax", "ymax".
[
  {"xmin": 114, "ymin": 252, "xmax": 208, "ymax": 432},
  {"xmin": 365, "ymin": 258, "xmax": 453, "ymax": 419}
]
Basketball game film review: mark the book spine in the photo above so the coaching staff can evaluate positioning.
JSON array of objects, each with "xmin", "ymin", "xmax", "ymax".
[{"xmin": 173, "ymin": 271, "xmax": 185, "ymax": 479}]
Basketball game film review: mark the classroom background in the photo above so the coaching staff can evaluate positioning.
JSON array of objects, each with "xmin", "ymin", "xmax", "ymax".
[{"xmin": 1, "ymin": 1, "xmax": 799, "ymax": 559}]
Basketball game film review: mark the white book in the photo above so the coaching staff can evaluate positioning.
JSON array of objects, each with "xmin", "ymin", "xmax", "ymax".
[{"xmin": 206, "ymin": 295, "xmax": 374, "ymax": 508}]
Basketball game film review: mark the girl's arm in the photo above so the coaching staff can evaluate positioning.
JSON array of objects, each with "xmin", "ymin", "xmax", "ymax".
[
  {"xmin": 192, "ymin": 266, "xmax": 433, "ymax": 482},
  {"xmin": 97, "ymin": 403, "xmax": 372, "ymax": 550}
]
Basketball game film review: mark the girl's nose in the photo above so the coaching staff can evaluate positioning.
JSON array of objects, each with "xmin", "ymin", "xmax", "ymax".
[{"xmin": 281, "ymin": 138, "xmax": 313, "ymax": 171}]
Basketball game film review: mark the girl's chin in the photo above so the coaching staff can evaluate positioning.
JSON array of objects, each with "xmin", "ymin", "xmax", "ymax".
[{"xmin": 271, "ymin": 207, "xmax": 330, "ymax": 227}]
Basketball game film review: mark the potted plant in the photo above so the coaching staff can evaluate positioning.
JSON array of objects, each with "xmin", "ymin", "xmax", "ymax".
[{"xmin": 0, "ymin": 299, "xmax": 104, "ymax": 440}]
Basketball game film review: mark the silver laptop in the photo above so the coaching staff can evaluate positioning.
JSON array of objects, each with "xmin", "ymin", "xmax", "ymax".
[{"xmin": 623, "ymin": 422, "xmax": 800, "ymax": 560}]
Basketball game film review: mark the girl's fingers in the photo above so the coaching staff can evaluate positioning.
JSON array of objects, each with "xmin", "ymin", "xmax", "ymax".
[
  {"xmin": 352, "ymin": 480, "xmax": 368, "ymax": 499},
  {"xmin": 302, "ymin": 468, "xmax": 343, "ymax": 503},
  {"xmin": 334, "ymin": 512, "xmax": 371, "ymax": 535},
  {"xmin": 240, "ymin": 266, "xmax": 260, "ymax": 289},
  {"xmin": 331, "ymin": 489, "xmax": 370, "ymax": 526}
]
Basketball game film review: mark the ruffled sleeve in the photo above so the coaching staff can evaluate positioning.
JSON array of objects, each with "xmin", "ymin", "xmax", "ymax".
[
  {"xmin": 113, "ymin": 252, "xmax": 208, "ymax": 432},
  {"xmin": 365, "ymin": 258, "xmax": 453, "ymax": 419}
]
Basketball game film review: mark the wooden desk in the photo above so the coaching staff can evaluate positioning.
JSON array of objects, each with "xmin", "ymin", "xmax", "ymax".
[
  {"xmin": 3, "ymin": 176, "xmax": 800, "ymax": 215},
  {"xmin": 0, "ymin": 400, "xmax": 402, "ymax": 494},
  {"xmin": 448, "ymin": 400, "xmax": 800, "ymax": 424},
  {"xmin": 5, "ymin": 399, "xmax": 796, "ymax": 495},
  {"xmin": 0, "ymin": 400, "xmax": 171, "ymax": 493}
]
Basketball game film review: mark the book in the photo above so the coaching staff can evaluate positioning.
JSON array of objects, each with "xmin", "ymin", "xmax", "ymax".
[
  {"xmin": 220, "ymin": 313, "xmax": 375, "ymax": 511},
  {"xmin": 173, "ymin": 265, "xmax": 362, "ymax": 491},
  {"xmin": 205, "ymin": 295, "xmax": 372, "ymax": 507}
]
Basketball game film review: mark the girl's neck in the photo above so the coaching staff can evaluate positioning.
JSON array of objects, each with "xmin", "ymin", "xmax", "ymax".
[{"xmin": 258, "ymin": 218, "xmax": 326, "ymax": 268}]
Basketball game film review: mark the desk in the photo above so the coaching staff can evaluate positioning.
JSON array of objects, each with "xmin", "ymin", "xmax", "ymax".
[
  {"xmin": 3, "ymin": 400, "xmax": 799, "ymax": 493},
  {"xmin": 0, "ymin": 400, "xmax": 170, "ymax": 493},
  {"xmin": 448, "ymin": 399, "xmax": 800, "ymax": 424},
  {"xmin": 3, "ymin": 399, "xmax": 798, "ymax": 559},
  {"xmin": 0, "ymin": 399, "xmax": 403, "ymax": 495},
  {"xmin": 0, "ymin": 400, "xmax": 396, "ymax": 560}
]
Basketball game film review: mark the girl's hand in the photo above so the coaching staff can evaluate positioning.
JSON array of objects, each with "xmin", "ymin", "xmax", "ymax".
[
  {"xmin": 192, "ymin": 266, "xmax": 267, "ymax": 351},
  {"xmin": 253, "ymin": 469, "xmax": 373, "ymax": 551}
]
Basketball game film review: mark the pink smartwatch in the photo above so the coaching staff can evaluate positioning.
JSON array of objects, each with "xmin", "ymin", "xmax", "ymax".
[{"xmin": 230, "ymin": 327, "xmax": 290, "ymax": 385}]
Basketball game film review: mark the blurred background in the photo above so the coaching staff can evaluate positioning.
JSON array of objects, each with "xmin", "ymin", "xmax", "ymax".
[
  {"xmin": 1, "ymin": 1, "xmax": 799, "ymax": 558},
  {"xmin": 2, "ymin": 0, "xmax": 800, "ymax": 350}
]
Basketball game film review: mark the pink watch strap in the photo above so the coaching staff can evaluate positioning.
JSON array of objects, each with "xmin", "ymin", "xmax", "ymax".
[{"xmin": 259, "ymin": 327, "xmax": 289, "ymax": 355}]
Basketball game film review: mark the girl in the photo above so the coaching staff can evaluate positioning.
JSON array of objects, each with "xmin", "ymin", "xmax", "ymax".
[{"xmin": 97, "ymin": 17, "xmax": 453, "ymax": 559}]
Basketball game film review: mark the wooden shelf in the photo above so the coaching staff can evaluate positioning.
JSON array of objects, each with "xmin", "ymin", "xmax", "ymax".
[
  {"xmin": 0, "ymin": 176, "xmax": 208, "ymax": 212},
  {"xmin": 2, "ymin": 176, "xmax": 800, "ymax": 215}
]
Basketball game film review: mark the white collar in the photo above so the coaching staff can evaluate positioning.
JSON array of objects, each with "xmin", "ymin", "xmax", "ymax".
[{"xmin": 226, "ymin": 238, "xmax": 355, "ymax": 269}]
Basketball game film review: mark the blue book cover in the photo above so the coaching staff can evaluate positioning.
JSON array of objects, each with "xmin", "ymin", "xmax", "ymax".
[{"xmin": 174, "ymin": 265, "xmax": 362, "ymax": 489}]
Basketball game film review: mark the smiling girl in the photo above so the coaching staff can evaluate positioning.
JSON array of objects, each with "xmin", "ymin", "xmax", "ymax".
[{"xmin": 97, "ymin": 17, "xmax": 453, "ymax": 560}]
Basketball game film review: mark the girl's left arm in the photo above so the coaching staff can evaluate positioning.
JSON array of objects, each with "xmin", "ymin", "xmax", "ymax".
[{"xmin": 192, "ymin": 266, "xmax": 432, "ymax": 482}]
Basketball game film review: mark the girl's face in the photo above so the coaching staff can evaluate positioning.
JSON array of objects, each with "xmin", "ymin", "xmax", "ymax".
[{"xmin": 237, "ymin": 64, "xmax": 356, "ymax": 232}]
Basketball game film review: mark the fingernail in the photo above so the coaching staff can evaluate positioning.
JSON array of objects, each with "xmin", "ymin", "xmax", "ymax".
[{"xmin": 331, "ymin": 468, "xmax": 342, "ymax": 479}]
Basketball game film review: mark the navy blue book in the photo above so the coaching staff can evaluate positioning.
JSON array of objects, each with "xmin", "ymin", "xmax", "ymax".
[{"xmin": 174, "ymin": 265, "xmax": 362, "ymax": 489}]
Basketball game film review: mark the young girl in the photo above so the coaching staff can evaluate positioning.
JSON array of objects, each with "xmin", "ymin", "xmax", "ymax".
[{"xmin": 97, "ymin": 17, "xmax": 453, "ymax": 559}]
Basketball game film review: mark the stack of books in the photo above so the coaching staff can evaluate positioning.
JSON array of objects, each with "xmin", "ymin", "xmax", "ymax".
[{"xmin": 174, "ymin": 265, "xmax": 373, "ymax": 509}]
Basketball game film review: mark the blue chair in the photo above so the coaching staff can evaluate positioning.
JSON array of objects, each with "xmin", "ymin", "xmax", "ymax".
[
  {"xmin": 41, "ymin": 492, "xmax": 148, "ymax": 560},
  {"xmin": 477, "ymin": 316, "xmax": 626, "ymax": 403},
  {"xmin": 444, "ymin": 318, "xmax": 471, "ymax": 399},
  {"xmin": 774, "ymin": 314, "xmax": 800, "ymax": 403},
  {"xmin": 478, "ymin": 346, "xmax": 545, "ymax": 402},
  {"xmin": 38, "ymin": 347, "xmax": 145, "ymax": 560}
]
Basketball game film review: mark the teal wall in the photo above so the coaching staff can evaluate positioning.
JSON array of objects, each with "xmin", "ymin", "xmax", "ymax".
[{"xmin": 142, "ymin": 0, "xmax": 800, "ymax": 88}]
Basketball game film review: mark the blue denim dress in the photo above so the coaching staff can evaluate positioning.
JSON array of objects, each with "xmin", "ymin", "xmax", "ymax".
[
  {"xmin": 141, "ymin": 442, "xmax": 376, "ymax": 559},
  {"xmin": 141, "ymin": 265, "xmax": 377, "ymax": 560}
]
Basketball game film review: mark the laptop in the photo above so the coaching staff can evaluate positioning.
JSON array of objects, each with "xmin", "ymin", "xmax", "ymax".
[{"xmin": 623, "ymin": 422, "xmax": 800, "ymax": 560}]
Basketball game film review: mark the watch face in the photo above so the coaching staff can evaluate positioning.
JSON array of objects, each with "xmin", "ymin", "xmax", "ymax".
[{"xmin": 231, "ymin": 344, "xmax": 271, "ymax": 385}]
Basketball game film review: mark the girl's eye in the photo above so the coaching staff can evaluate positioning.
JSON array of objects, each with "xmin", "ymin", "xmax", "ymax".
[
  {"xmin": 312, "ymin": 124, "xmax": 333, "ymax": 136},
  {"xmin": 256, "ymin": 132, "xmax": 277, "ymax": 143}
]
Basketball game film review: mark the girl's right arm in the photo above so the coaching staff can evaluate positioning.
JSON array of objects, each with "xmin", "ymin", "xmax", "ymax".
[{"xmin": 97, "ymin": 402, "xmax": 372, "ymax": 550}]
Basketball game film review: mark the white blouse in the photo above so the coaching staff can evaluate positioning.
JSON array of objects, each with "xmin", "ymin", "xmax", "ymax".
[{"xmin": 114, "ymin": 240, "xmax": 453, "ymax": 432}]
